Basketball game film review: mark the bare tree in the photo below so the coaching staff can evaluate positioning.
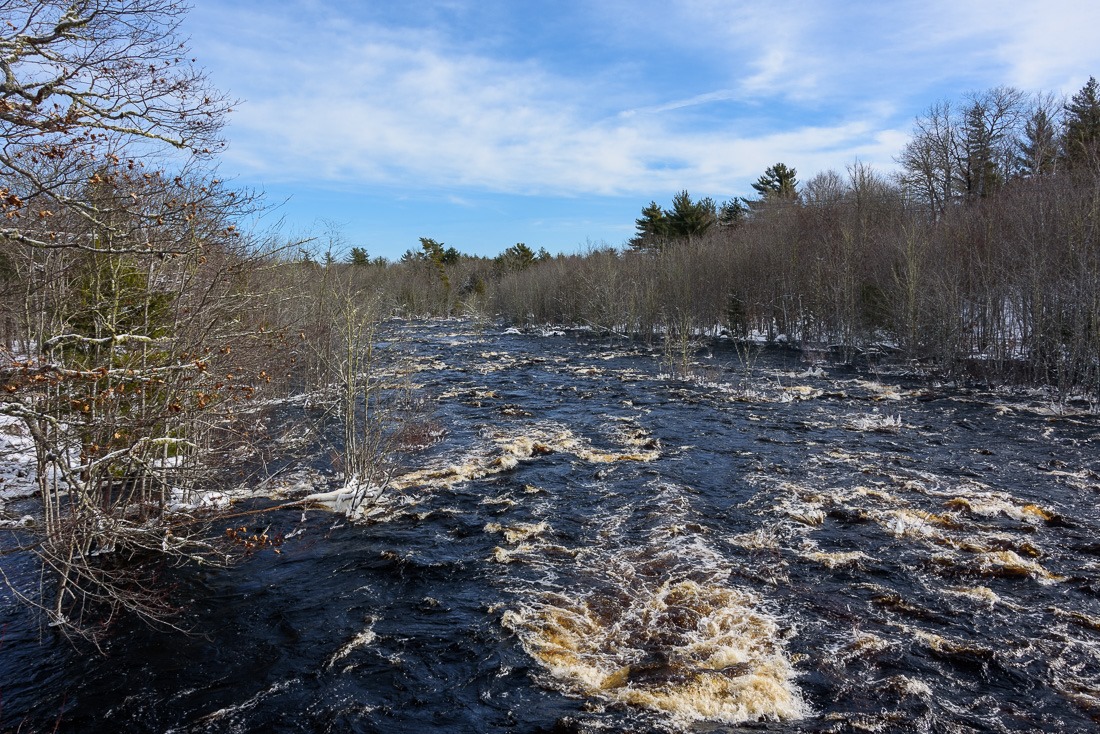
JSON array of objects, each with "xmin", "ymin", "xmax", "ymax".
[
  {"xmin": 956, "ymin": 87, "xmax": 1027, "ymax": 202},
  {"xmin": 0, "ymin": 1, "xmax": 286, "ymax": 642},
  {"xmin": 896, "ymin": 101, "xmax": 957, "ymax": 217}
]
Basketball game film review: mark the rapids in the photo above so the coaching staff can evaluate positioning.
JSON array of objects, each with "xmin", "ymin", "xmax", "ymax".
[{"xmin": 2, "ymin": 321, "xmax": 1099, "ymax": 732}]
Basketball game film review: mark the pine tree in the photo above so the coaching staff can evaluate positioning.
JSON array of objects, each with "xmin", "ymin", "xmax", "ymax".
[
  {"xmin": 751, "ymin": 163, "xmax": 799, "ymax": 201},
  {"xmin": 348, "ymin": 247, "xmax": 370, "ymax": 266},
  {"xmin": 630, "ymin": 192, "xmax": 718, "ymax": 251},
  {"xmin": 629, "ymin": 201, "xmax": 670, "ymax": 252},
  {"xmin": 1062, "ymin": 77, "xmax": 1100, "ymax": 169},
  {"xmin": 959, "ymin": 101, "xmax": 1000, "ymax": 201},
  {"xmin": 418, "ymin": 237, "xmax": 451, "ymax": 291},
  {"xmin": 440, "ymin": 246, "xmax": 461, "ymax": 265},
  {"xmin": 1018, "ymin": 107, "xmax": 1059, "ymax": 177},
  {"xmin": 497, "ymin": 243, "xmax": 537, "ymax": 270},
  {"xmin": 719, "ymin": 198, "xmax": 748, "ymax": 226},
  {"xmin": 419, "ymin": 237, "xmax": 446, "ymax": 262},
  {"xmin": 667, "ymin": 190, "xmax": 716, "ymax": 240}
]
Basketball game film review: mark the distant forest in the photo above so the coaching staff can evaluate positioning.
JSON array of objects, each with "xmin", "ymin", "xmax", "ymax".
[
  {"xmin": 1, "ymin": 1, "xmax": 1098, "ymax": 639},
  {"xmin": 338, "ymin": 81, "xmax": 1100, "ymax": 399}
]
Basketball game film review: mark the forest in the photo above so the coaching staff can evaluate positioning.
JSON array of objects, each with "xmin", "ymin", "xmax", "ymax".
[
  {"xmin": 1, "ymin": 0, "xmax": 1099, "ymax": 643},
  {"xmin": 390, "ymin": 84, "xmax": 1100, "ymax": 401}
]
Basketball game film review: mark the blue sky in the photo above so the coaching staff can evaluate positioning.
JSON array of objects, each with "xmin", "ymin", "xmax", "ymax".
[{"xmin": 185, "ymin": 0, "xmax": 1100, "ymax": 260}]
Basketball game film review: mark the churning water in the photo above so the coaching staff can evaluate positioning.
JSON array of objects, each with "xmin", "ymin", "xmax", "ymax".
[{"xmin": 2, "ymin": 321, "xmax": 1099, "ymax": 732}]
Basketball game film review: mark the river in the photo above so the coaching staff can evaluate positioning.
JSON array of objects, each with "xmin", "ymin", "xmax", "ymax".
[{"xmin": 2, "ymin": 320, "xmax": 1099, "ymax": 732}]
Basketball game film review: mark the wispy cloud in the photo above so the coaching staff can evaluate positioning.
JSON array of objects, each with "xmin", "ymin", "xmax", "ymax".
[
  {"xmin": 940, "ymin": 1, "xmax": 1100, "ymax": 92},
  {"xmin": 190, "ymin": 0, "xmax": 1100, "ymax": 204},
  {"xmin": 192, "ymin": 1, "xmax": 907, "ymax": 200},
  {"xmin": 620, "ymin": 90, "xmax": 740, "ymax": 118}
]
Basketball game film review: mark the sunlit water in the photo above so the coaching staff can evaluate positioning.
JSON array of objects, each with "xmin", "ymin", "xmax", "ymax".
[{"xmin": 3, "ymin": 321, "xmax": 1099, "ymax": 732}]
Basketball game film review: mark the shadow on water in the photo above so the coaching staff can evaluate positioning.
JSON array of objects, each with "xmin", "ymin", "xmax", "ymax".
[{"xmin": 2, "ymin": 321, "xmax": 1099, "ymax": 732}]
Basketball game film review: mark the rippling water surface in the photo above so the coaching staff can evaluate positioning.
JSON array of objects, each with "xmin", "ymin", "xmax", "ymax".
[{"xmin": 3, "ymin": 321, "xmax": 1100, "ymax": 732}]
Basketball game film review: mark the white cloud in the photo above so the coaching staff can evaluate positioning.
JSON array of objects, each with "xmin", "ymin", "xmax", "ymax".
[
  {"xmin": 976, "ymin": 3, "xmax": 1100, "ymax": 92},
  {"xmin": 194, "ymin": 2, "xmax": 902, "ymax": 199},
  {"xmin": 190, "ymin": 0, "xmax": 1100, "ymax": 205}
]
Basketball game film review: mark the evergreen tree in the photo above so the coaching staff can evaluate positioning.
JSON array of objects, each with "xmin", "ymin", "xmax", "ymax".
[
  {"xmin": 719, "ymin": 198, "xmax": 748, "ymax": 226},
  {"xmin": 629, "ymin": 201, "xmax": 669, "ymax": 252},
  {"xmin": 667, "ymin": 190, "xmax": 716, "ymax": 240},
  {"xmin": 497, "ymin": 242, "xmax": 537, "ymax": 270},
  {"xmin": 1062, "ymin": 76, "xmax": 1100, "ymax": 168},
  {"xmin": 419, "ymin": 237, "xmax": 446, "ymax": 262},
  {"xmin": 751, "ymin": 163, "xmax": 799, "ymax": 201},
  {"xmin": 956, "ymin": 88, "xmax": 1026, "ymax": 199},
  {"xmin": 1018, "ymin": 106, "xmax": 1060, "ymax": 177},
  {"xmin": 441, "ymin": 246, "xmax": 461, "ymax": 265},
  {"xmin": 629, "ymin": 191, "xmax": 720, "ymax": 252},
  {"xmin": 348, "ymin": 246, "xmax": 370, "ymax": 266},
  {"xmin": 418, "ymin": 237, "xmax": 451, "ymax": 290},
  {"xmin": 959, "ymin": 101, "xmax": 1000, "ymax": 201}
]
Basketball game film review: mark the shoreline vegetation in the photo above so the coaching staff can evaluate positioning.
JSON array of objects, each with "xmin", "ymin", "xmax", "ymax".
[{"xmin": 1, "ymin": 0, "xmax": 1099, "ymax": 643}]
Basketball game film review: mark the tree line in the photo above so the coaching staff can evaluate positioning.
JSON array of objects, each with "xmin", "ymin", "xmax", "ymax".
[
  {"xmin": 406, "ymin": 78, "xmax": 1100, "ymax": 398},
  {"xmin": 289, "ymin": 77, "xmax": 1100, "ymax": 398}
]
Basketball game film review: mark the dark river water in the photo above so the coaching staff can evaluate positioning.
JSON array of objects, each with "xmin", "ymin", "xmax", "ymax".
[{"xmin": 3, "ymin": 321, "xmax": 1100, "ymax": 733}]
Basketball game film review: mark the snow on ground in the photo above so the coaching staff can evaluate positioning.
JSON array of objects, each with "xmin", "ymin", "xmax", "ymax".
[
  {"xmin": 0, "ymin": 413, "xmax": 38, "ymax": 526},
  {"xmin": 1, "ymin": 346, "xmax": 39, "ymax": 513},
  {"xmin": 0, "ymin": 414, "xmax": 36, "ymax": 500}
]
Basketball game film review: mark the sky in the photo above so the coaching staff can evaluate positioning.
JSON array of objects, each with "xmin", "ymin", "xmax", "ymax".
[{"xmin": 184, "ymin": 0, "xmax": 1100, "ymax": 260}]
